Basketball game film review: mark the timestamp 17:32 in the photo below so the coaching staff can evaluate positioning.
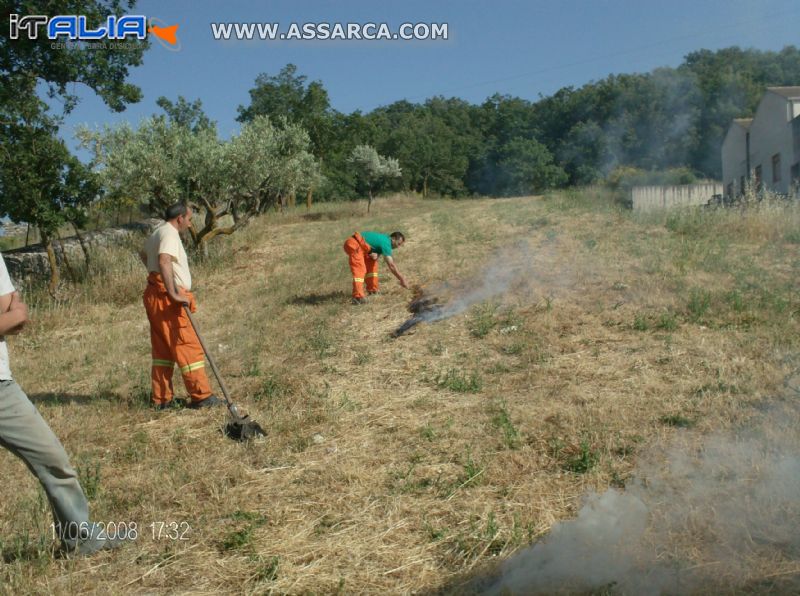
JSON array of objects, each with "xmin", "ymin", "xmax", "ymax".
[{"xmin": 50, "ymin": 521, "xmax": 191, "ymax": 541}]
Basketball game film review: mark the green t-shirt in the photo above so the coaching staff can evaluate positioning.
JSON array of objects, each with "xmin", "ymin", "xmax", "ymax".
[{"xmin": 362, "ymin": 231, "xmax": 392, "ymax": 257}]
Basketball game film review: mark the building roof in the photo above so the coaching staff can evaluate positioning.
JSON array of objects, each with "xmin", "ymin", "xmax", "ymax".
[
  {"xmin": 733, "ymin": 118, "xmax": 753, "ymax": 129},
  {"xmin": 767, "ymin": 86, "xmax": 800, "ymax": 100}
]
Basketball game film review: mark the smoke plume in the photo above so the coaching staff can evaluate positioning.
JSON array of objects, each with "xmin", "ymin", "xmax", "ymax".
[
  {"xmin": 472, "ymin": 398, "xmax": 800, "ymax": 595},
  {"xmin": 393, "ymin": 238, "xmax": 575, "ymax": 336}
]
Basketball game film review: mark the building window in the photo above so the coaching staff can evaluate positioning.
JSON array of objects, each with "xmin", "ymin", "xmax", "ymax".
[
  {"xmin": 755, "ymin": 165, "xmax": 762, "ymax": 189},
  {"xmin": 772, "ymin": 153, "xmax": 781, "ymax": 183}
]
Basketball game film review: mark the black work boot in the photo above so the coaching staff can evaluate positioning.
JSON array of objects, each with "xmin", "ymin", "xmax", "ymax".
[{"xmin": 187, "ymin": 395, "xmax": 223, "ymax": 409}]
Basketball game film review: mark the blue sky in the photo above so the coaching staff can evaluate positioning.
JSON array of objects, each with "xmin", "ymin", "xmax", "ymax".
[{"xmin": 56, "ymin": 0, "xmax": 800, "ymax": 152}]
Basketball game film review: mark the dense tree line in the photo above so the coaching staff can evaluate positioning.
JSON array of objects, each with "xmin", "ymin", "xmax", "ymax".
[
  {"xmin": 236, "ymin": 47, "xmax": 800, "ymax": 200},
  {"xmin": 2, "ymin": 2, "xmax": 799, "ymax": 292}
]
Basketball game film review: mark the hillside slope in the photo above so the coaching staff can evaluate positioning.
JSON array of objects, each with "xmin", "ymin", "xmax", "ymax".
[{"xmin": 0, "ymin": 192, "xmax": 798, "ymax": 594}]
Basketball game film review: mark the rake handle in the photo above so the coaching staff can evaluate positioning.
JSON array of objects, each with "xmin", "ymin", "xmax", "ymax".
[{"xmin": 182, "ymin": 304, "xmax": 240, "ymax": 417}]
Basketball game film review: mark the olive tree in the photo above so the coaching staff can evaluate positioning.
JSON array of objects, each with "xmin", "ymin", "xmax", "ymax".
[
  {"xmin": 348, "ymin": 144, "xmax": 401, "ymax": 212},
  {"xmin": 79, "ymin": 115, "xmax": 318, "ymax": 251}
]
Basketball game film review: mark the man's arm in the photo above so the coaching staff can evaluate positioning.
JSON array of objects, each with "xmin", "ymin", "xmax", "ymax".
[
  {"xmin": 0, "ymin": 290, "xmax": 14, "ymax": 314},
  {"xmin": 0, "ymin": 294, "xmax": 28, "ymax": 335},
  {"xmin": 384, "ymin": 256, "xmax": 409, "ymax": 289},
  {"xmin": 0, "ymin": 292, "xmax": 26, "ymax": 335},
  {"xmin": 158, "ymin": 254, "xmax": 189, "ymax": 305}
]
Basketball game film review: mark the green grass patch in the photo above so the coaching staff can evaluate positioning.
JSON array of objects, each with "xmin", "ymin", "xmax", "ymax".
[
  {"xmin": 435, "ymin": 368, "xmax": 483, "ymax": 393},
  {"xmin": 76, "ymin": 456, "xmax": 102, "ymax": 501},
  {"xmin": 456, "ymin": 452, "xmax": 484, "ymax": 490},
  {"xmin": 687, "ymin": 288, "xmax": 712, "ymax": 323},
  {"xmin": 253, "ymin": 373, "xmax": 293, "ymax": 404},
  {"xmin": 220, "ymin": 511, "xmax": 267, "ymax": 552},
  {"xmin": 500, "ymin": 343, "xmax": 524, "ymax": 355},
  {"xmin": 489, "ymin": 402, "xmax": 521, "ymax": 450},
  {"xmin": 307, "ymin": 322, "xmax": 335, "ymax": 359},
  {"xmin": 659, "ymin": 413, "xmax": 696, "ymax": 428},
  {"xmin": 632, "ymin": 313, "xmax": 650, "ymax": 331},
  {"xmin": 562, "ymin": 440, "xmax": 599, "ymax": 474},
  {"xmin": 665, "ymin": 210, "xmax": 705, "ymax": 238},
  {"xmin": 655, "ymin": 311, "xmax": 679, "ymax": 331},
  {"xmin": 249, "ymin": 554, "xmax": 280, "ymax": 583},
  {"xmin": 468, "ymin": 302, "xmax": 498, "ymax": 338},
  {"xmin": 420, "ymin": 422, "xmax": 436, "ymax": 441}
]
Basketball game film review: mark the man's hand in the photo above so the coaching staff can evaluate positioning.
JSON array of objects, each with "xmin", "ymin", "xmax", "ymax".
[
  {"xmin": 369, "ymin": 252, "xmax": 378, "ymax": 261},
  {"xmin": 170, "ymin": 290, "xmax": 189, "ymax": 306},
  {"xmin": 398, "ymin": 276, "xmax": 410, "ymax": 289}
]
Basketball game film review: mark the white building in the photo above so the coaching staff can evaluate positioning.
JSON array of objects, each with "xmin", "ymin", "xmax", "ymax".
[{"xmin": 721, "ymin": 86, "xmax": 800, "ymax": 198}]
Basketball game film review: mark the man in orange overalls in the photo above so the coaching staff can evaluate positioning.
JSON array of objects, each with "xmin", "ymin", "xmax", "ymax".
[
  {"xmin": 343, "ymin": 231, "xmax": 409, "ymax": 304},
  {"xmin": 140, "ymin": 203, "xmax": 220, "ymax": 409}
]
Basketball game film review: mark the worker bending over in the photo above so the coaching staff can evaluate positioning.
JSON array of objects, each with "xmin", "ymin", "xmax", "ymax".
[{"xmin": 343, "ymin": 231, "xmax": 408, "ymax": 305}]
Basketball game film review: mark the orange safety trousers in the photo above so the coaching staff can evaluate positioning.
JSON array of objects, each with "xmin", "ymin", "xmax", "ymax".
[
  {"xmin": 343, "ymin": 233, "xmax": 379, "ymax": 298},
  {"xmin": 143, "ymin": 272, "xmax": 212, "ymax": 405}
]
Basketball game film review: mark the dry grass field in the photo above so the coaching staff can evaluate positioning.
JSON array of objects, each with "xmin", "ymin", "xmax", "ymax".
[{"xmin": 0, "ymin": 190, "xmax": 798, "ymax": 594}]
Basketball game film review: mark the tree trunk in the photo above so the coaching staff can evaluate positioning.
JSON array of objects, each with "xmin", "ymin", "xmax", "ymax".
[
  {"xmin": 24, "ymin": 224, "xmax": 30, "ymax": 247},
  {"xmin": 41, "ymin": 230, "xmax": 60, "ymax": 297},
  {"xmin": 306, "ymin": 188, "xmax": 313, "ymax": 211},
  {"xmin": 423, "ymin": 174, "xmax": 429, "ymax": 198},
  {"xmin": 71, "ymin": 222, "xmax": 91, "ymax": 272},
  {"xmin": 56, "ymin": 233, "xmax": 77, "ymax": 283},
  {"xmin": 288, "ymin": 191, "xmax": 296, "ymax": 208},
  {"xmin": 367, "ymin": 189, "xmax": 373, "ymax": 213}
]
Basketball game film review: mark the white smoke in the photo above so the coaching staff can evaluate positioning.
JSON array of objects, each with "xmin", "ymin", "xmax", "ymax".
[
  {"xmin": 486, "ymin": 490, "xmax": 652, "ymax": 595},
  {"xmin": 413, "ymin": 238, "xmax": 572, "ymax": 325},
  {"xmin": 476, "ymin": 400, "xmax": 800, "ymax": 595}
]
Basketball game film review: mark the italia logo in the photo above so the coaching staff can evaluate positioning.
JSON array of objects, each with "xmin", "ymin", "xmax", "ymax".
[{"xmin": 8, "ymin": 14, "xmax": 180, "ymax": 49}]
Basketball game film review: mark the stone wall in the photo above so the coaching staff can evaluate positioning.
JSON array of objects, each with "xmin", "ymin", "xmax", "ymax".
[{"xmin": 2, "ymin": 219, "xmax": 161, "ymax": 283}]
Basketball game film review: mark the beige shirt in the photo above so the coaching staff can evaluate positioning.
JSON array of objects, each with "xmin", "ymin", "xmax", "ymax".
[{"xmin": 144, "ymin": 222, "xmax": 192, "ymax": 290}]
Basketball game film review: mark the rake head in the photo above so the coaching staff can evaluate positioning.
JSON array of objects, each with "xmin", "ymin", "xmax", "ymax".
[{"xmin": 223, "ymin": 416, "xmax": 267, "ymax": 441}]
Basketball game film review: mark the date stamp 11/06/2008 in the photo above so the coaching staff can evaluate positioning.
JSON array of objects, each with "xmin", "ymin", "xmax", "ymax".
[{"xmin": 51, "ymin": 521, "xmax": 191, "ymax": 542}]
